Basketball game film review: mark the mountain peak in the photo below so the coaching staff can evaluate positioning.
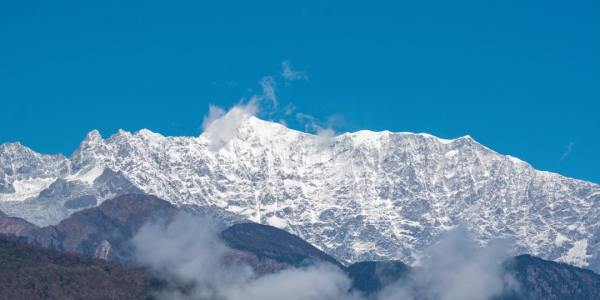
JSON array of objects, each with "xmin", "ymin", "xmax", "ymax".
[
  {"xmin": 115, "ymin": 129, "xmax": 130, "ymax": 136},
  {"xmin": 0, "ymin": 142, "xmax": 59, "ymax": 162},
  {"xmin": 200, "ymin": 109, "xmax": 290, "ymax": 150},
  {"xmin": 135, "ymin": 129, "xmax": 165, "ymax": 144},
  {"xmin": 243, "ymin": 115, "xmax": 290, "ymax": 135},
  {"xmin": 81, "ymin": 130, "xmax": 103, "ymax": 146},
  {"xmin": 0, "ymin": 142, "xmax": 29, "ymax": 154}
]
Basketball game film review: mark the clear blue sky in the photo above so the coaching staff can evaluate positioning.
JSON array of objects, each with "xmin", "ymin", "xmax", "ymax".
[{"xmin": 1, "ymin": 1, "xmax": 598, "ymax": 183}]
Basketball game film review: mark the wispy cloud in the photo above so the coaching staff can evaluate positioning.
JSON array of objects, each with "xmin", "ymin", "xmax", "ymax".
[
  {"xmin": 253, "ymin": 76, "xmax": 278, "ymax": 108},
  {"xmin": 282, "ymin": 60, "xmax": 308, "ymax": 83},
  {"xmin": 560, "ymin": 141, "xmax": 574, "ymax": 161},
  {"xmin": 201, "ymin": 105, "xmax": 226, "ymax": 131},
  {"xmin": 200, "ymin": 74, "xmax": 279, "ymax": 151},
  {"xmin": 201, "ymin": 103, "xmax": 257, "ymax": 151},
  {"xmin": 296, "ymin": 113, "xmax": 343, "ymax": 134},
  {"xmin": 295, "ymin": 112, "xmax": 338, "ymax": 148},
  {"xmin": 199, "ymin": 63, "xmax": 329, "ymax": 151},
  {"xmin": 282, "ymin": 103, "xmax": 296, "ymax": 116}
]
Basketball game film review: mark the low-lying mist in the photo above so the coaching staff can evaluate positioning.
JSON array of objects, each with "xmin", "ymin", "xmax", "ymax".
[
  {"xmin": 132, "ymin": 214, "xmax": 517, "ymax": 300},
  {"xmin": 377, "ymin": 227, "xmax": 519, "ymax": 300}
]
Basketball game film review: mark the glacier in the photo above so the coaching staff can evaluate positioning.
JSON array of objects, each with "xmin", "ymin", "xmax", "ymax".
[{"xmin": 0, "ymin": 111, "xmax": 599, "ymax": 272}]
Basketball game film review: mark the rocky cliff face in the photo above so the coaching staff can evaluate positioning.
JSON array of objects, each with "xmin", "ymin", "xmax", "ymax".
[{"xmin": 1, "ymin": 112, "xmax": 599, "ymax": 272}]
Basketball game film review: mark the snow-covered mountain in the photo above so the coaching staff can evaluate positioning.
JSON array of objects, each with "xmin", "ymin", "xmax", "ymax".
[{"xmin": 1, "ymin": 110, "xmax": 599, "ymax": 272}]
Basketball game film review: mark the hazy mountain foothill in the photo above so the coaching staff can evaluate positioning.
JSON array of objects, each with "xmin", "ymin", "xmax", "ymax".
[{"xmin": 0, "ymin": 194, "xmax": 599, "ymax": 299}]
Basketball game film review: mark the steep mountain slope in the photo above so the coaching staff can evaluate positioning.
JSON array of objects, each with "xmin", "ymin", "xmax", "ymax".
[
  {"xmin": 222, "ymin": 222, "xmax": 342, "ymax": 272},
  {"xmin": 500, "ymin": 255, "xmax": 600, "ymax": 300},
  {"xmin": 0, "ymin": 209, "xmax": 35, "ymax": 236},
  {"xmin": 0, "ymin": 234, "xmax": 159, "ymax": 300},
  {"xmin": 22, "ymin": 194, "xmax": 179, "ymax": 263},
  {"xmin": 1, "ymin": 111, "xmax": 599, "ymax": 272},
  {"xmin": 7, "ymin": 195, "xmax": 329, "ymax": 269}
]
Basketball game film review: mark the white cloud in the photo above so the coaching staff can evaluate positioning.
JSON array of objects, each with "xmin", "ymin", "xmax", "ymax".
[
  {"xmin": 296, "ymin": 112, "xmax": 338, "ymax": 148},
  {"xmin": 201, "ymin": 105, "xmax": 226, "ymax": 131},
  {"xmin": 560, "ymin": 141, "xmax": 574, "ymax": 161},
  {"xmin": 199, "ymin": 64, "xmax": 332, "ymax": 153},
  {"xmin": 282, "ymin": 103, "xmax": 296, "ymax": 116},
  {"xmin": 251, "ymin": 76, "xmax": 278, "ymax": 109},
  {"xmin": 133, "ymin": 214, "xmax": 251, "ymax": 299},
  {"xmin": 200, "ymin": 75, "xmax": 278, "ymax": 151},
  {"xmin": 226, "ymin": 264, "xmax": 359, "ymax": 300},
  {"xmin": 377, "ymin": 226, "xmax": 517, "ymax": 300},
  {"xmin": 201, "ymin": 102, "xmax": 257, "ymax": 151},
  {"xmin": 133, "ymin": 213, "xmax": 360, "ymax": 300},
  {"xmin": 133, "ymin": 213, "xmax": 518, "ymax": 300},
  {"xmin": 315, "ymin": 127, "xmax": 336, "ymax": 148},
  {"xmin": 282, "ymin": 60, "xmax": 308, "ymax": 83}
]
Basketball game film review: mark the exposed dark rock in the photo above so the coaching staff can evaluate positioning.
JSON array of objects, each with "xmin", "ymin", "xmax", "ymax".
[
  {"xmin": 221, "ymin": 222, "xmax": 342, "ymax": 271},
  {"xmin": 346, "ymin": 260, "xmax": 411, "ymax": 294},
  {"xmin": 499, "ymin": 255, "xmax": 600, "ymax": 300}
]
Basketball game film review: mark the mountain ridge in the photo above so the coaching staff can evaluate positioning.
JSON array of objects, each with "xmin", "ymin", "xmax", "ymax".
[{"xmin": 1, "ymin": 114, "xmax": 599, "ymax": 272}]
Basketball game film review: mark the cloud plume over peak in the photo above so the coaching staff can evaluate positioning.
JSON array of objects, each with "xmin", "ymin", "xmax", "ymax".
[
  {"xmin": 199, "ymin": 62, "xmax": 339, "ymax": 152},
  {"xmin": 200, "ymin": 74, "xmax": 282, "ymax": 151},
  {"xmin": 201, "ymin": 105, "xmax": 226, "ymax": 132},
  {"xmin": 200, "ymin": 102, "xmax": 257, "ymax": 151}
]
